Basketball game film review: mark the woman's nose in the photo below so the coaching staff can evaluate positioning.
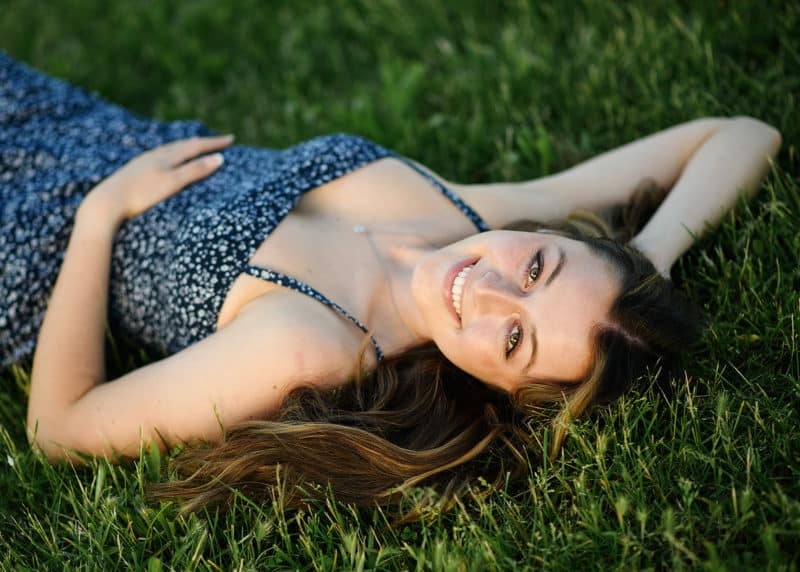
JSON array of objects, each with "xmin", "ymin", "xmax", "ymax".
[{"xmin": 473, "ymin": 270, "xmax": 517, "ymax": 313}]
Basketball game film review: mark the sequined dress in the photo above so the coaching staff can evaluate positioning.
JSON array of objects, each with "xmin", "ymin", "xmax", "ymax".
[{"xmin": 0, "ymin": 53, "xmax": 488, "ymax": 369}]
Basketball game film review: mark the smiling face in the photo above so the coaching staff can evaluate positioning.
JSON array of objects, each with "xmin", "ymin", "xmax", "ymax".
[{"xmin": 410, "ymin": 230, "xmax": 621, "ymax": 392}]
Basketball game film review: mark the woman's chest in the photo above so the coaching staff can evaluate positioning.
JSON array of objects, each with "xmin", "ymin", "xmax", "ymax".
[{"xmin": 216, "ymin": 158, "xmax": 478, "ymax": 330}]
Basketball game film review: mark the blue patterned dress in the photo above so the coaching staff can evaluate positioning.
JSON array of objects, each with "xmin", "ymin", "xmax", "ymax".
[{"xmin": 0, "ymin": 53, "xmax": 488, "ymax": 369}]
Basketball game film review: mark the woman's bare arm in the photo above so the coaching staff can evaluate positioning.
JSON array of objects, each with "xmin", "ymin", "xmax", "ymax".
[
  {"xmin": 629, "ymin": 118, "xmax": 781, "ymax": 275},
  {"xmin": 30, "ymin": 291, "xmax": 358, "ymax": 461},
  {"xmin": 28, "ymin": 136, "xmax": 363, "ymax": 461},
  {"xmin": 444, "ymin": 118, "xmax": 730, "ymax": 227},
  {"xmin": 28, "ymin": 138, "xmax": 232, "ymax": 448},
  {"xmin": 436, "ymin": 117, "xmax": 780, "ymax": 273}
]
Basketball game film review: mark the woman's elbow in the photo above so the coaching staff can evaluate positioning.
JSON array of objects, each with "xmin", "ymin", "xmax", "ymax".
[
  {"xmin": 27, "ymin": 420, "xmax": 64, "ymax": 462},
  {"xmin": 731, "ymin": 116, "xmax": 783, "ymax": 151},
  {"xmin": 26, "ymin": 413, "xmax": 87, "ymax": 463}
]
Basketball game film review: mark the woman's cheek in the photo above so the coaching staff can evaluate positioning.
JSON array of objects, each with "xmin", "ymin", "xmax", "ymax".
[{"xmin": 453, "ymin": 329, "xmax": 497, "ymax": 379}]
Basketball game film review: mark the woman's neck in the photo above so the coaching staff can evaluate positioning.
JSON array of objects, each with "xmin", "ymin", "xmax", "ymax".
[{"xmin": 356, "ymin": 225, "xmax": 434, "ymax": 354}]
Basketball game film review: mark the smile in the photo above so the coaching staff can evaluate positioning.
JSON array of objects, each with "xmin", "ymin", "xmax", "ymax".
[{"xmin": 451, "ymin": 263, "xmax": 475, "ymax": 319}]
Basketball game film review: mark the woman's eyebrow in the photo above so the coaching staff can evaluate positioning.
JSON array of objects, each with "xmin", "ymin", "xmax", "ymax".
[{"xmin": 545, "ymin": 247, "xmax": 566, "ymax": 287}]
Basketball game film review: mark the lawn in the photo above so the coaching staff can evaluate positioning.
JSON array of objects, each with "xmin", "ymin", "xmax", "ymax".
[{"xmin": 1, "ymin": 0, "xmax": 798, "ymax": 569}]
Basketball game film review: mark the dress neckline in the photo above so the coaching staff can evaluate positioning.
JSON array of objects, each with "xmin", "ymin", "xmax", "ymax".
[{"xmin": 242, "ymin": 146, "xmax": 489, "ymax": 362}]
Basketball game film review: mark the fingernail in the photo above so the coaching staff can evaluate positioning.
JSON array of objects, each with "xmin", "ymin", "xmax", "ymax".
[
  {"xmin": 210, "ymin": 153, "xmax": 224, "ymax": 166},
  {"xmin": 222, "ymin": 133, "xmax": 235, "ymax": 141}
]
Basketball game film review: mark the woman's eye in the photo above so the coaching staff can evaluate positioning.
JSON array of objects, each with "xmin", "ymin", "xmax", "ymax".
[
  {"xmin": 526, "ymin": 251, "xmax": 543, "ymax": 285},
  {"xmin": 506, "ymin": 324, "xmax": 522, "ymax": 357}
]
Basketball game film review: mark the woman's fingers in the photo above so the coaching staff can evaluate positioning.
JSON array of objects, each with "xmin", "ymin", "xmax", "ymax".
[
  {"xmin": 160, "ymin": 135, "xmax": 235, "ymax": 167},
  {"xmin": 171, "ymin": 152, "xmax": 225, "ymax": 189},
  {"xmin": 82, "ymin": 135, "xmax": 235, "ymax": 222}
]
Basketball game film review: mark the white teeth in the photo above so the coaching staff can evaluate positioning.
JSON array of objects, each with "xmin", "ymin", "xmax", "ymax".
[{"xmin": 451, "ymin": 264, "xmax": 474, "ymax": 319}]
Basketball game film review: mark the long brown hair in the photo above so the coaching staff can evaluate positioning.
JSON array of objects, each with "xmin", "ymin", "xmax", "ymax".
[{"xmin": 149, "ymin": 182, "xmax": 703, "ymax": 513}]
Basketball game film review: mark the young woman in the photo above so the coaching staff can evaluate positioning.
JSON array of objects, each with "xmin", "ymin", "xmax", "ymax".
[{"xmin": 2, "ymin": 53, "xmax": 781, "ymax": 509}]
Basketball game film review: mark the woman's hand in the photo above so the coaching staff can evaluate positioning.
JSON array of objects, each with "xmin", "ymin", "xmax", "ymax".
[
  {"xmin": 29, "ymin": 135, "xmax": 233, "ymax": 455},
  {"xmin": 80, "ymin": 134, "xmax": 234, "ymax": 226}
]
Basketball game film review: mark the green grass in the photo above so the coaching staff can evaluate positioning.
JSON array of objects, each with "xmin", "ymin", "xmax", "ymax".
[{"xmin": 1, "ymin": 0, "xmax": 799, "ymax": 569}]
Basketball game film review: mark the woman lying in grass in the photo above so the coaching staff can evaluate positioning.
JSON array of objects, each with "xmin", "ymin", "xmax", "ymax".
[{"xmin": 2, "ymin": 52, "xmax": 781, "ymax": 510}]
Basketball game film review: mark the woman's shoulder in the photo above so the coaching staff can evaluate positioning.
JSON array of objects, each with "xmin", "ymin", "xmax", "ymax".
[{"xmin": 230, "ymin": 288, "xmax": 375, "ymax": 383}]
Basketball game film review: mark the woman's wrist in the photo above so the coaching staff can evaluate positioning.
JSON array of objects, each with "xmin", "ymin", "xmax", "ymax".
[
  {"xmin": 76, "ymin": 192, "xmax": 127, "ymax": 235},
  {"xmin": 629, "ymin": 233, "xmax": 672, "ymax": 278}
]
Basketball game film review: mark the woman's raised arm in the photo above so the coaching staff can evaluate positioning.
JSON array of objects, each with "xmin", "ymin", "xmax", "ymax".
[
  {"xmin": 629, "ymin": 118, "xmax": 781, "ymax": 275},
  {"xmin": 443, "ymin": 117, "xmax": 729, "ymax": 227},
  {"xmin": 445, "ymin": 117, "xmax": 780, "ymax": 232},
  {"xmin": 444, "ymin": 117, "xmax": 781, "ymax": 273}
]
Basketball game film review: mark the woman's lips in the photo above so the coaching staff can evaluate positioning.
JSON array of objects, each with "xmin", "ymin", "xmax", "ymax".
[{"xmin": 443, "ymin": 257, "xmax": 479, "ymax": 327}]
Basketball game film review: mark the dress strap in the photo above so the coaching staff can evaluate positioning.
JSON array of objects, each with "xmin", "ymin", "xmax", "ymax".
[
  {"xmin": 243, "ymin": 264, "xmax": 385, "ymax": 362},
  {"xmin": 391, "ymin": 155, "xmax": 491, "ymax": 232}
]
